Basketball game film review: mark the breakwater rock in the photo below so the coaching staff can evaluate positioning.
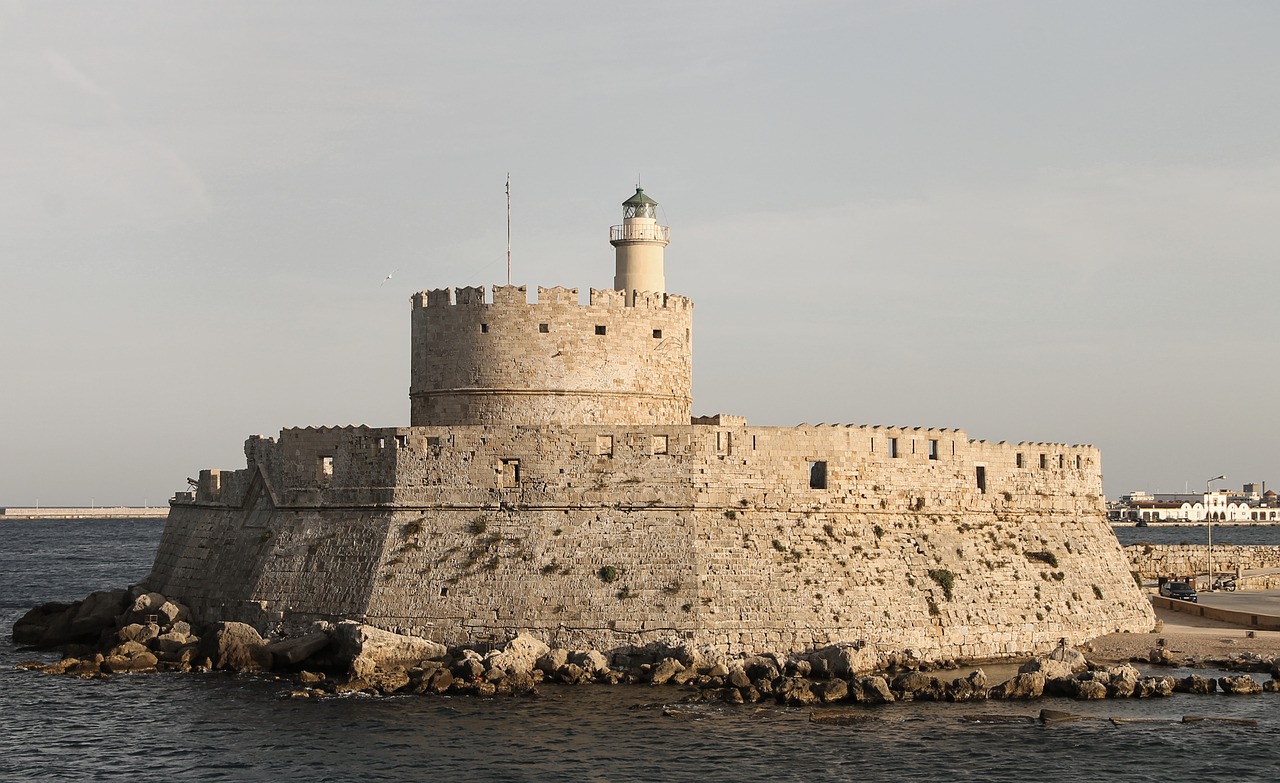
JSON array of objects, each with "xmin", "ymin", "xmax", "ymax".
[{"xmin": 13, "ymin": 587, "xmax": 1280, "ymax": 704}]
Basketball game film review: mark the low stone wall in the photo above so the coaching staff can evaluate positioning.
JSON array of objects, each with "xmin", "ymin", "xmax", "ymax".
[
  {"xmin": 0, "ymin": 507, "xmax": 170, "ymax": 520},
  {"xmin": 1126, "ymin": 544, "xmax": 1280, "ymax": 581}
]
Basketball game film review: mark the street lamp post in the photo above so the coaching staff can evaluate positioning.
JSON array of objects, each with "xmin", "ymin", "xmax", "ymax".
[{"xmin": 1206, "ymin": 475, "xmax": 1226, "ymax": 591}]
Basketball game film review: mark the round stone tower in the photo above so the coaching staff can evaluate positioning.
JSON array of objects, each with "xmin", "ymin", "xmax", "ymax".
[
  {"xmin": 610, "ymin": 187, "xmax": 670, "ymax": 306},
  {"xmin": 409, "ymin": 188, "xmax": 692, "ymax": 427}
]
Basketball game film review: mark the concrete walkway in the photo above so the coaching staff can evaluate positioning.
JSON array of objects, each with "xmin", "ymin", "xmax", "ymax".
[{"xmin": 1155, "ymin": 588, "xmax": 1280, "ymax": 630}]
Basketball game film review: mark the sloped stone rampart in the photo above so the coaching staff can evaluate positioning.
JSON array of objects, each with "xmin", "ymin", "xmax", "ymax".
[{"xmin": 149, "ymin": 422, "xmax": 1154, "ymax": 664}]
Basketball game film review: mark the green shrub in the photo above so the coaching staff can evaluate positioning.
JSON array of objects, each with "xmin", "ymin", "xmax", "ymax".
[
  {"xmin": 1026, "ymin": 550, "xmax": 1058, "ymax": 568},
  {"xmin": 598, "ymin": 565, "xmax": 619, "ymax": 583},
  {"xmin": 928, "ymin": 569, "xmax": 955, "ymax": 600}
]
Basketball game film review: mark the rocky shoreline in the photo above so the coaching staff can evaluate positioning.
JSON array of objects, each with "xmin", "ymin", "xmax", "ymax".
[{"xmin": 13, "ymin": 586, "xmax": 1280, "ymax": 705}]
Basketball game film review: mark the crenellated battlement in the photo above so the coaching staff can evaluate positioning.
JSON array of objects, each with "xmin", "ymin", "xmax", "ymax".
[{"xmin": 411, "ymin": 284, "xmax": 692, "ymax": 312}]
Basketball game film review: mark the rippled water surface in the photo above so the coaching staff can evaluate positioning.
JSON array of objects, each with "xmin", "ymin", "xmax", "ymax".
[
  {"xmin": 4, "ymin": 519, "xmax": 1280, "ymax": 782},
  {"xmin": 1114, "ymin": 523, "xmax": 1280, "ymax": 547}
]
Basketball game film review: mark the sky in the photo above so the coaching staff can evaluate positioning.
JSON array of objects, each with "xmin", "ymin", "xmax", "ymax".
[{"xmin": 2, "ymin": 1, "xmax": 1277, "ymax": 506}]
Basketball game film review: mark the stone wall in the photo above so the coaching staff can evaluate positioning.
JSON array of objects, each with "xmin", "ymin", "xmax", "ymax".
[
  {"xmin": 409, "ymin": 285, "xmax": 693, "ymax": 427},
  {"xmin": 149, "ymin": 421, "xmax": 1154, "ymax": 665},
  {"xmin": 1127, "ymin": 543, "xmax": 1280, "ymax": 586}
]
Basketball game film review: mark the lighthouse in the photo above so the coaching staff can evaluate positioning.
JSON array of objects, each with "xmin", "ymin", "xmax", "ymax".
[{"xmin": 610, "ymin": 187, "xmax": 670, "ymax": 306}]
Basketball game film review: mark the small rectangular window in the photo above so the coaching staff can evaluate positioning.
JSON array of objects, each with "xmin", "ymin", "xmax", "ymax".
[
  {"xmin": 1016, "ymin": 453, "xmax": 1024, "ymax": 468},
  {"xmin": 1075, "ymin": 455, "xmax": 1082, "ymax": 470},
  {"xmin": 1039, "ymin": 454, "xmax": 1048, "ymax": 470},
  {"xmin": 888, "ymin": 437, "xmax": 899, "ymax": 458},
  {"xmin": 716, "ymin": 431, "xmax": 731, "ymax": 454},
  {"xmin": 809, "ymin": 460, "xmax": 828, "ymax": 489},
  {"xmin": 377, "ymin": 437, "xmax": 386, "ymax": 448},
  {"xmin": 1058, "ymin": 454, "xmax": 1065, "ymax": 469},
  {"xmin": 652, "ymin": 329, "xmax": 663, "ymax": 338},
  {"xmin": 651, "ymin": 435, "xmax": 669, "ymax": 455},
  {"xmin": 975, "ymin": 465, "xmax": 987, "ymax": 494},
  {"xmin": 426, "ymin": 436, "xmax": 442, "ymax": 448},
  {"xmin": 595, "ymin": 325, "xmax": 607, "ymax": 335},
  {"xmin": 396, "ymin": 435, "xmax": 408, "ymax": 449},
  {"xmin": 500, "ymin": 459, "xmax": 520, "ymax": 488},
  {"xmin": 928, "ymin": 439, "xmax": 938, "ymax": 460},
  {"xmin": 539, "ymin": 323, "xmax": 549, "ymax": 333},
  {"xmin": 480, "ymin": 323, "xmax": 489, "ymax": 333},
  {"xmin": 320, "ymin": 455, "xmax": 334, "ymax": 483}
]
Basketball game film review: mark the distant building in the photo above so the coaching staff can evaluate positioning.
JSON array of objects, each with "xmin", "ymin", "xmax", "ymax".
[{"xmin": 1110, "ymin": 484, "xmax": 1280, "ymax": 522}]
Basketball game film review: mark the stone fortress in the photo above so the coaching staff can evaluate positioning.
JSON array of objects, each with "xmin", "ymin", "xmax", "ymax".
[{"xmin": 149, "ymin": 187, "xmax": 1155, "ymax": 669}]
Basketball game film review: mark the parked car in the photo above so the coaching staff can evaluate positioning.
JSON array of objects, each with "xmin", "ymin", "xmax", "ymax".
[{"xmin": 1159, "ymin": 581, "xmax": 1198, "ymax": 602}]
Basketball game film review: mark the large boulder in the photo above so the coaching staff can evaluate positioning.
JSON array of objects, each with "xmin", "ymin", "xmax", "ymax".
[
  {"xmin": 13, "ymin": 589, "xmax": 130, "ymax": 647},
  {"xmin": 990, "ymin": 672, "xmax": 1045, "ymax": 700},
  {"xmin": 571, "ymin": 650, "xmax": 611, "ymax": 677},
  {"xmin": 12, "ymin": 602, "xmax": 75, "ymax": 646},
  {"xmin": 1218, "ymin": 675, "xmax": 1263, "ymax": 695},
  {"xmin": 123, "ymin": 592, "xmax": 169, "ymax": 625},
  {"xmin": 1019, "ymin": 655, "xmax": 1083, "ymax": 682},
  {"xmin": 648, "ymin": 657, "xmax": 686, "ymax": 686},
  {"xmin": 332, "ymin": 622, "xmax": 447, "ymax": 679},
  {"xmin": 850, "ymin": 676, "xmax": 896, "ymax": 704},
  {"xmin": 485, "ymin": 633, "xmax": 550, "ymax": 676},
  {"xmin": 266, "ymin": 632, "xmax": 331, "ymax": 666},
  {"xmin": 195, "ymin": 622, "xmax": 272, "ymax": 672},
  {"xmin": 810, "ymin": 643, "xmax": 876, "ymax": 679},
  {"xmin": 1174, "ymin": 675, "xmax": 1217, "ymax": 695}
]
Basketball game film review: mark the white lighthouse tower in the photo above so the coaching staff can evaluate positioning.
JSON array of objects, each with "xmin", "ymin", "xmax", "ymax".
[{"xmin": 610, "ymin": 187, "xmax": 670, "ymax": 306}]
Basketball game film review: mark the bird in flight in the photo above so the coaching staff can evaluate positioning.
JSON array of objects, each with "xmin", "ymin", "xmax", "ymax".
[{"xmin": 382, "ymin": 269, "xmax": 398, "ymax": 285}]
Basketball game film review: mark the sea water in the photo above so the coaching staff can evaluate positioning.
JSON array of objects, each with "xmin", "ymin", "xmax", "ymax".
[{"xmin": 3, "ymin": 519, "xmax": 1278, "ymax": 782}]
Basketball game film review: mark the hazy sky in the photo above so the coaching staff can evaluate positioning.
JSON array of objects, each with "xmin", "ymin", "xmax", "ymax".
[{"xmin": 3, "ymin": 1, "xmax": 1277, "ymax": 506}]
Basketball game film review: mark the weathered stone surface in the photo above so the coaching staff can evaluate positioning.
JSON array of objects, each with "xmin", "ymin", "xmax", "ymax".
[
  {"xmin": 196, "ymin": 621, "xmax": 272, "ymax": 672},
  {"xmin": 813, "ymin": 678, "xmax": 849, "ymax": 703},
  {"xmin": 537, "ymin": 649, "xmax": 570, "ymax": 674},
  {"xmin": 266, "ymin": 631, "xmax": 331, "ymax": 666},
  {"xmin": 851, "ymin": 676, "xmax": 895, "ymax": 704},
  {"xmin": 1174, "ymin": 675, "xmax": 1217, "ymax": 695},
  {"xmin": 1067, "ymin": 679, "xmax": 1108, "ymax": 700},
  {"xmin": 486, "ymin": 633, "xmax": 550, "ymax": 675},
  {"xmin": 990, "ymin": 672, "xmax": 1045, "ymax": 700},
  {"xmin": 1019, "ymin": 656, "xmax": 1081, "ymax": 682},
  {"xmin": 810, "ymin": 643, "xmax": 876, "ymax": 679},
  {"xmin": 648, "ymin": 657, "xmax": 685, "ymax": 686},
  {"xmin": 1218, "ymin": 675, "xmax": 1263, "ymax": 695},
  {"xmin": 13, "ymin": 590, "xmax": 130, "ymax": 647},
  {"xmin": 102, "ymin": 649, "xmax": 159, "ymax": 673},
  {"xmin": 332, "ymin": 622, "xmax": 446, "ymax": 678},
  {"xmin": 118, "ymin": 623, "xmax": 160, "ymax": 645}
]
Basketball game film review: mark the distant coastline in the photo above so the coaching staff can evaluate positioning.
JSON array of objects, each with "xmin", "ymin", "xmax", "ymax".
[{"xmin": 0, "ymin": 507, "xmax": 169, "ymax": 520}]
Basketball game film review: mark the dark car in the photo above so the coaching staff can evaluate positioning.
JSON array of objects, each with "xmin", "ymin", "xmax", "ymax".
[{"xmin": 1160, "ymin": 581, "xmax": 1198, "ymax": 602}]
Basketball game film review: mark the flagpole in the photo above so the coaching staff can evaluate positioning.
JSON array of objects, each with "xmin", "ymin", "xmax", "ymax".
[{"xmin": 505, "ymin": 173, "xmax": 511, "ymax": 286}]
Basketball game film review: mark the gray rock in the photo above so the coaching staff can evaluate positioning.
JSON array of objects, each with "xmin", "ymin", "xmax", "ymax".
[
  {"xmin": 809, "ymin": 643, "xmax": 875, "ymax": 679},
  {"xmin": 1174, "ymin": 675, "xmax": 1216, "ymax": 695},
  {"xmin": 813, "ymin": 678, "xmax": 850, "ymax": 703},
  {"xmin": 537, "ymin": 648, "xmax": 570, "ymax": 674},
  {"xmin": 990, "ymin": 672, "xmax": 1045, "ymax": 700},
  {"xmin": 151, "ymin": 631, "xmax": 192, "ymax": 655},
  {"xmin": 1218, "ymin": 675, "xmax": 1263, "ymax": 695},
  {"xmin": 486, "ymin": 633, "xmax": 550, "ymax": 676},
  {"xmin": 1069, "ymin": 680, "xmax": 1109, "ymax": 700},
  {"xmin": 332, "ymin": 621, "xmax": 446, "ymax": 678},
  {"xmin": 851, "ymin": 676, "xmax": 895, "ymax": 704},
  {"xmin": 195, "ymin": 621, "xmax": 272, "ymax": 672},
  {"xmin": 648, "ymin": 657, "xmax": 685, "ymax": 685},
  {"xmin": 265, "ymin": 631, "xmax": 330, "ymax": 665},
  {"xmin": 118, "ymin": 623, "xmax": 160, "ymax": 644}
]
